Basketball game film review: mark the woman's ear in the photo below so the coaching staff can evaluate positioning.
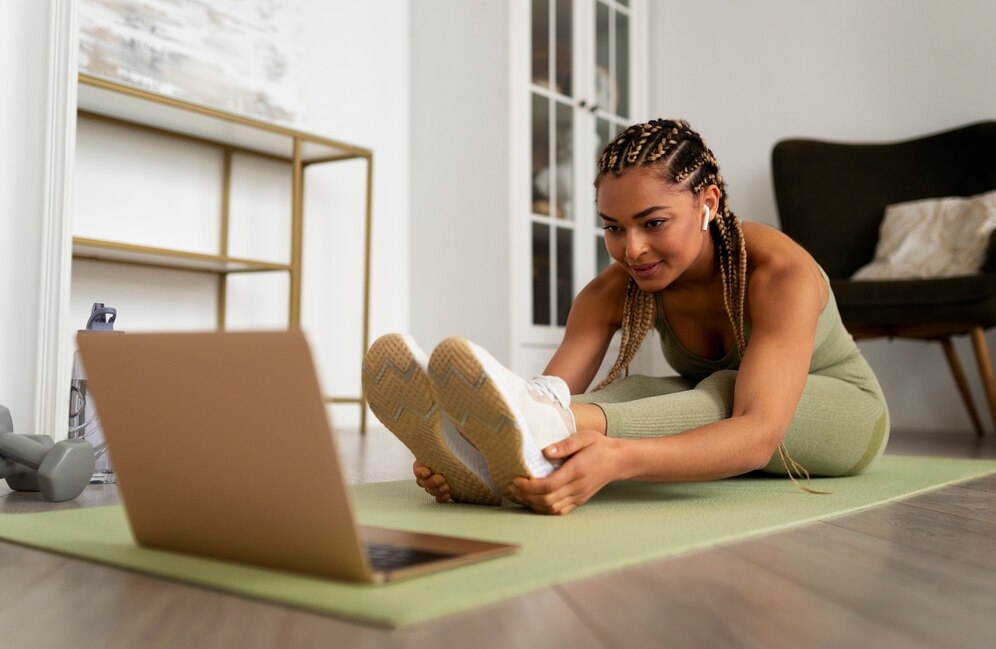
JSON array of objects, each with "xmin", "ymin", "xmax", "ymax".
[
  {"xmin": 699, "ymin": 184, "xmax": 721, "ymax": 230},
  {"xmin": 703, "ymin": 184, "xmax": 721, "ymax": 216}
]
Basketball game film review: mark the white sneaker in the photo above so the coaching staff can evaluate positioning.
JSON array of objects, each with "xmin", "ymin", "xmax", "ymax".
[
  {"xmin": 361, "ymin": 334, "xmax": 501, "ymax": 505},
  {"xmin": 427, "ymin": 336, "xmax": 576, "ymax": 504}
]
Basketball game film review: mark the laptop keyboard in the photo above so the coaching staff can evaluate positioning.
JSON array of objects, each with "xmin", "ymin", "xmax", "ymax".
[{"xmin": 364, "ymin": 541, "xmax": 456, "ymax": 571}]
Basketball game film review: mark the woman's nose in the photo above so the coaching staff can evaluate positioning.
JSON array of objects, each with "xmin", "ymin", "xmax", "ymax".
[{"xmin": 625, "ymin": 233, "xmax": 648, "ymax": 261}]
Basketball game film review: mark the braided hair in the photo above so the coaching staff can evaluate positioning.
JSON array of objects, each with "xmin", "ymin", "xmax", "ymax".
[
  {"xmin": 593, "ymin": 118, "xmax": 746, "ymax": 389},
  {"xmin": 593, "ymin": 118, "xmax": 820, "ymax": 492}
]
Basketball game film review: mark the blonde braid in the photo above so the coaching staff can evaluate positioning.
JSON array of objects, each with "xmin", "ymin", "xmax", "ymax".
[
  {"xmin": 594, "ymin": 279, "xmax": 656, "ymax": 390},
  {"xmin": 709, "ymin": 191, "xmax": 748, "ymax": 357}
]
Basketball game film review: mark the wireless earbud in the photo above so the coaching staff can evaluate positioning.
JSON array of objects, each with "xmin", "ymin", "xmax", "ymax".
[{"xmin": 702, "ymin": 205, "xmax": 711, "ymax": 231}]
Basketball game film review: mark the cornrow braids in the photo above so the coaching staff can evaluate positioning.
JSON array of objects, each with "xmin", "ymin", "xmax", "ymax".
[
  {"xmin": 594, "ymin": 118, "xmax": 742, "ymax": 383},
  {"xmin": 592, "ymin": 118, "xmax": 822, "ymax": 493}
]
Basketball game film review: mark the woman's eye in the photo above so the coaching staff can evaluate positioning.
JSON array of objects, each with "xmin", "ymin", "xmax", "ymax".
[
  {"xmin": 646, "ymin": 219, "xmax": 666, "ymax": 230},
  {"xmin": 601, "ymin": 224, "xmax": 622, "ymax": 234}
]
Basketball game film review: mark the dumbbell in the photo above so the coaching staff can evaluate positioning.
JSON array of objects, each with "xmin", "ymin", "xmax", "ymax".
[
  {"xmin": 1, "ymin": 435, "xmax": 55, "ymax": 492},
  {"xmin": 0, "ymin": 433, "xmax": 95, "ymax": 502},
  {"xmin": 0, "ymin": 407, "xmax": 47, "ymax": 491}
]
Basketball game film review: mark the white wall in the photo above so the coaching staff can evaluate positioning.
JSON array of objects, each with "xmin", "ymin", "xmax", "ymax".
[
  {"xmin": 297, "ymin": 1, "xmax": 410, "ymax": 427},
  {"xmin": 646, "ymin": 0, "xmax": 996, "ymax": 433},
  {"xmin": 408, "ymin": 1, "xmax": 513, "ymax": 359},
  {"xmin": 0, "ymin": 1, "xmax": 53, "ymax": 436}
]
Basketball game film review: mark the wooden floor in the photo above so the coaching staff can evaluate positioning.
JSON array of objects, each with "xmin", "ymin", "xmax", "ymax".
[{"xmin": 2, "ymin": 428, "xmax": 995, "ymax": 648}]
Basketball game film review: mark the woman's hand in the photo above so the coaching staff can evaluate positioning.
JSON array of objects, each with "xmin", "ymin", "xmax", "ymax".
[
  {"xmin": 510, "ymin": 430, "xmax": 624, "ymax": 515},
  {"xmin": 413, "ymin": 460, "xmax": 452, "ymax": 503}
]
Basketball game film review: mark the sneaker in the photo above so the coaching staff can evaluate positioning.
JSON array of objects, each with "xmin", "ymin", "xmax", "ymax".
[
  {"xmin": 361, "ymin": 334, "xmax": 501, "ymax": 505},
  {"xmin": 427, "ymin": 336, "xmax": 576, "ymax": 504}
]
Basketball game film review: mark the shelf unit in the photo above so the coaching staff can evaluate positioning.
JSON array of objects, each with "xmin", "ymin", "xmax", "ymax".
[{"xmin": 75, "ymin": 72, "xmax": 374, "ymax": 431}]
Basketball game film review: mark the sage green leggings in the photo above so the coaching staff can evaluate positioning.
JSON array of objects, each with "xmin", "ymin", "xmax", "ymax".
[{"xmin": 572, "ymin": 365, "xmax": 890, "ymax": 477}]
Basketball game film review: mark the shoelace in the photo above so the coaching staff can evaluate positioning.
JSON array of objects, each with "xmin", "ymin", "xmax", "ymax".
[
  {"xmin": 526, "ymin": 376, "xmax": 577, "ymax": 433},
  {"xmin": 526, "ymin": 376, "xmax": 568, "ymax": 407}
]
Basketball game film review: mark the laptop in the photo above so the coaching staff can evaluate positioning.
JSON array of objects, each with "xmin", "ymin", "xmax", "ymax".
[{"xmin": 76, "ymin": 329, "xmax": 517, "ymax": 584}]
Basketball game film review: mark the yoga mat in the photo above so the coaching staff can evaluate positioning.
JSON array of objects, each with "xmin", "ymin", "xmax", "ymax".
[{"xmin": 1, "ymin": 455, "xmax": 994, "ymax": 627}]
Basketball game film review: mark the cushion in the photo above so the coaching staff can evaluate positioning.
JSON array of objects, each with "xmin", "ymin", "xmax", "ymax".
[
  {"xmin": 831, "ymin": 274, "xmax": 996, "ymax": 329},
  {"xmin": 852, "ymin": 189, "xmax": 996, "ymax": 280}
]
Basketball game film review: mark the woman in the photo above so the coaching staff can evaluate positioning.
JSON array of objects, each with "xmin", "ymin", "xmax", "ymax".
[{"xmin": 362, "ymin": 118, "xmax": 889, "ymax": 515}]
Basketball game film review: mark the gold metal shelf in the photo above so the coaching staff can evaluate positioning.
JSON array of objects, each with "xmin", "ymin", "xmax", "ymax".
[
  {"xmin": 72, "ymin": 238, "xmax": 292, "ymax": 274},
  {"xmin": 77, "ymin": 73, "xmax": 368, "ymax": 164},
  {"xmin": 74, "ymin": 73, "xmax": 374, "ymax": 432}
]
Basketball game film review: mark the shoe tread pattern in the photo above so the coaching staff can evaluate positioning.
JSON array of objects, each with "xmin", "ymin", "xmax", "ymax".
[
  {"xmin": 362, "ymin": 334, "xmax": 500, "ymax": 505},
  {"xmin": 428, "ymin": 337, "xmax": 531, "ymax": 504}
]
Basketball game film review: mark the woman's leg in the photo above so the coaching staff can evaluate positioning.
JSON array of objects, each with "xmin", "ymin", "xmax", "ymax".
[
  {"xmin": 573, "ymin": 374, "xmax": 696, "ymax": 404},
  {"xmin": 580, "ymin": 371, "xmax": 737, "ymax": 439},
  {"xmin": 570, "ymin": 374, "xmax": 696, "ymax": 435},
  {"xmin": 580, "ymin": 369, "xmax": 889, "ymax": 477},
  {"xmin": 761, "ymin": 373, "xmax": 890, "ymax": 477}
]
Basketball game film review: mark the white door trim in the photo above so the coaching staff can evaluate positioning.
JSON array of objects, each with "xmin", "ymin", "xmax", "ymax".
[{"xmin": 35, "ymin": 0, "xmax": 78, "ymax": 440}]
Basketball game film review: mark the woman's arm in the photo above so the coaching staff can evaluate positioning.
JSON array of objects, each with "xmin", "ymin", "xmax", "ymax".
[
  {"xmin": 515, "ymin": 231, "xmax": 826, "ymax": 513},
  {"xmin": 543, "ymin": 263, "xmax": 629, "ymax": 393}
]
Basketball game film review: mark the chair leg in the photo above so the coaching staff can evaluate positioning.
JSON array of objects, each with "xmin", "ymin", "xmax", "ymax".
[
  {"xmin": 969, "ymin": 327, "xmax": 996, "ymax": 435},
  {"xmin": 940, "ymin": 337, "xmax": 985, "ymax": 436}
]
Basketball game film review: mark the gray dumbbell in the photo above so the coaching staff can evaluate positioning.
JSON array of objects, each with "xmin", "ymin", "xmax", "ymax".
[
  {"xmin": 0, "ymin": 433, "xmax": 95, "ymax": 502},
  {"xmin": 0, "ymin": 435, "xmax": 55, "ymax": 492}
]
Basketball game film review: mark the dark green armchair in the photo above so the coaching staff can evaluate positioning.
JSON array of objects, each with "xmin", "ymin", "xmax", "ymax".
[{"xmin": 772, "ymin": 121, "xmax": 996, "ymax": 435}]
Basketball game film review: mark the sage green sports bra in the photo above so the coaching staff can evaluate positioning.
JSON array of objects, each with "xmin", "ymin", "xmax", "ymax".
[{"xmin": 653, "ymin": 267, "xmax": 863, "ymax": 382}]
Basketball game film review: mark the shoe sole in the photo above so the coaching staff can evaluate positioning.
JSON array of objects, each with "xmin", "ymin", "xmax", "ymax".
[
  {"xmin": 362, "ymin": 334, "xmax": 501, "ymax": 505},
  {"xmin": 428, "ymin": 337, "xmax": 542, "ymax": 505}
]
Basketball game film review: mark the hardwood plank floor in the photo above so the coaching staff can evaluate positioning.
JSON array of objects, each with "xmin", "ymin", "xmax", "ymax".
[
  {"xmin": 721, "ymin": 517, "xmax": 996, "ymax": 649},
  {"xmin": 557, "ymin": 544, "xmax": 932, "ymax": 649},
  {"xmin": 826, "ymin": 500, "xmax": 996, "ymax": 570},
  {"xmin": 1, "ymin": 427, "xmax": 994, "ymax": 648},
  {"xmin": 900, "ymin": 482, "xmax": 996, "ymax": 523}
]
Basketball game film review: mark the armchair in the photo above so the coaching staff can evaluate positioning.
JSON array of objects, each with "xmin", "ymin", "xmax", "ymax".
[{"xmin": 772, "ymin": 121, "xmax": 996, "ymax": 435}]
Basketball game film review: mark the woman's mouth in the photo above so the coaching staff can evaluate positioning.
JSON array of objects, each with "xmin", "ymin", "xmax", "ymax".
[{"xmin": 630, "ymin": 262, "xmax": 662, "ymax": 279}]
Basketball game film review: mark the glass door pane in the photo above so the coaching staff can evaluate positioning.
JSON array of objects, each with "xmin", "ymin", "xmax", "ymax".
[
  {"xmin": 555, "ymin": 100, "xmax": 574, "ymax": 221},
  {"xmin": 531, "ymin": 0, "xmax": 576, "ymax": 327},
  {"xmin": 556, "ymin": 227, "xmax": 574, "ymax": 325},
  {"xmin": 615, "ymin": 11, "xmax": 629, "ymax": 118},
  {"xmin": 532, "ymin": 0, "xmax": 550, "ymax": 87},
  {"xmin": 532, "ymin": 222, "xmax": 551, "ymax": 326},
  {"xmin": 532, "ymin": 94, "xmax": 551, "ymax": 217},
  {"xmin": 593, "ymin": 1, "xmax": 630, "ymax": 119},
  {"xmin": 554, "ymin": 0, "xmax": 573, "ymax": 96},
  {"xmin": 595, "ymin": 2, "xmax": 611, "ymax": 114}
]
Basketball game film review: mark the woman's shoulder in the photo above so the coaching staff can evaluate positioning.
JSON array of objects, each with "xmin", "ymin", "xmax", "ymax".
[
  {"xmin": 585, "ymin": 261, "xmax": 631, "ymax": 292},
  {"xmin": 742, "ymin": 220, "xmax": 795, "ymax": 249},
  {"xmin": 743, "ymin": 221, "xmax": 816, "ymax": 272},
  {"xmin": 573, "ymin": 262, "xmax": 631, "ymax": 325},
  {"xmin": 741, "ymin": 220, "xmax": 827, "ymax": 309}
]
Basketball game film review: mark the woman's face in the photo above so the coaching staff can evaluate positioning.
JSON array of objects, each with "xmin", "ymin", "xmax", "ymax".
[{"xmin": 597, "ymin": 168, "xmax": 716, "ymax": 292}]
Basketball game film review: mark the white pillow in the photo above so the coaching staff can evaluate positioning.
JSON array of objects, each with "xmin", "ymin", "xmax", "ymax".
[{"xmin": 852, "ymin": 189, "xmax": 996, "ymax": 280}]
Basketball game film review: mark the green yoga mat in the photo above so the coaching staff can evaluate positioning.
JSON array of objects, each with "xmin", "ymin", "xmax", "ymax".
[{"xmin": 1, "ymin": 455, "xmax": 994, "ymax": 627}]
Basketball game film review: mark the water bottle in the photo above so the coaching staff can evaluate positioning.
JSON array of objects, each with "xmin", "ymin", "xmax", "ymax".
[{"xmin": 68, "ymin": 303, "xmax": 118, "ymax": 484}]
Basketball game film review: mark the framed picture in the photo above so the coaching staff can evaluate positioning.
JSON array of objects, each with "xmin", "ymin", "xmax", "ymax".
[{"xmin": 79, "ymin": 0, "xmax": 305, "ymax": 124}]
